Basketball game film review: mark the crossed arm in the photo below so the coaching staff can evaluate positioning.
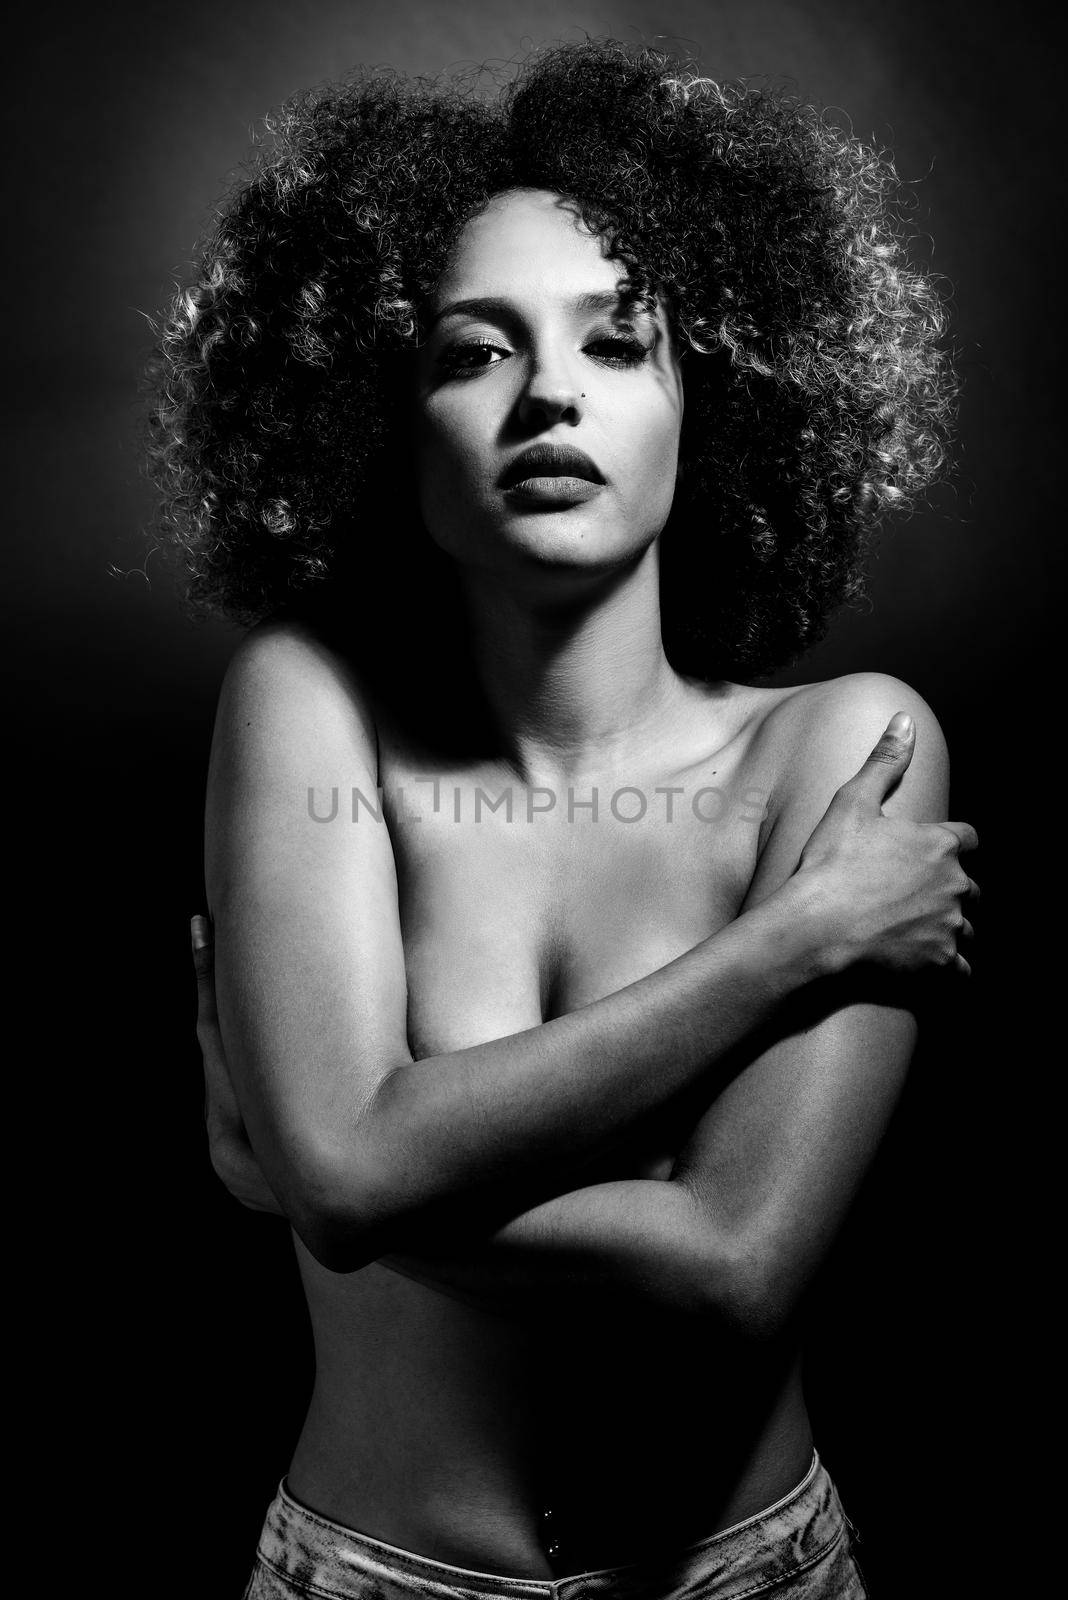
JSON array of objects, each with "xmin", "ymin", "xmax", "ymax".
[
  {"xmin": 370, "ymin": 992, "xmax": 918, "ymax": 1329},
  {"xmin": 198, "ymin": 621, "xmax": 965, "ymax": 1334}
]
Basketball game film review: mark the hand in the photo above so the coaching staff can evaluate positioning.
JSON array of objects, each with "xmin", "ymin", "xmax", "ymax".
[
  {"xmin": 796, "ymin": 714, "xmax": 979, "ymax": 976},
  {"xmin": 192, "ymin": 914, "xmax": 285, "ymax": 1215}
]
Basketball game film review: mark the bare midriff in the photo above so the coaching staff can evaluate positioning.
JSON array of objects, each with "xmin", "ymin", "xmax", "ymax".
[
  {"xmin": 289, "ymin": 1255, "xmax": 814, "ymax": 1576},
  {"xmin": 286, "ymin": 675, "xmax": 815, "ymax": 1577}
]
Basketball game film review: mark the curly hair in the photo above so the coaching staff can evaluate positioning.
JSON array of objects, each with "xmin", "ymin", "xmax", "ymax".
[{"xmin": 146, "ymin": 39, "xmax": 954, "ymax": 680}]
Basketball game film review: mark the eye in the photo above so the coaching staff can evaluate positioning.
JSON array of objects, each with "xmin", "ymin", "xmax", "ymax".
[
  {"xmin": 438, "ymin": 338, "xmax": 510, "ymax": 377},
  {"xmin": 584, "ymin": 332, "xmax": 651, "ymax": 368}
]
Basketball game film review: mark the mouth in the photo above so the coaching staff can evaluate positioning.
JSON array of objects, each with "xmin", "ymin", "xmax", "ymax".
[
  {"xmin": 498, "ymin": 443, "xmax": 606, "ymax": 496},
  {"xmin": 502, "ymin": 476, "xmax": 605, "ymax": 507}
]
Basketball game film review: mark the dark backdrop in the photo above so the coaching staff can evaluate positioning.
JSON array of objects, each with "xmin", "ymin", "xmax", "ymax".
[{"xmin": 10, "ymin": 3, "xmax": 1055, "ymax": 1595}]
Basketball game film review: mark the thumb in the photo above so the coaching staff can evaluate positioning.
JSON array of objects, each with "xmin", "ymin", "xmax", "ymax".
[{"xmin": 846, "ymin": 712, "xmax": 915, "ymax": 806}]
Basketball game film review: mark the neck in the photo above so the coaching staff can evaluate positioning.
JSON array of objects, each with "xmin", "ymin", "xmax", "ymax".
[{"xmin": 453, "ymin": 541, "xmax": 690, "ymax": 783}]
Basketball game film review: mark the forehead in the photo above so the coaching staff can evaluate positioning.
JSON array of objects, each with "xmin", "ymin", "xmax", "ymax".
[{"xmin": 433, "ymin": 188, "xmax": 628, "ymax": 307}]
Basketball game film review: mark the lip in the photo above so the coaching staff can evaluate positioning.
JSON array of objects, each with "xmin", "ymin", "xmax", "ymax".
[
  {"xmin": 498, "ymin": 443, "xmax": 606, "ymax": 492},
  {"xmin": 503, "ymin": 475, "xmax": 605, "ymax": 506}
]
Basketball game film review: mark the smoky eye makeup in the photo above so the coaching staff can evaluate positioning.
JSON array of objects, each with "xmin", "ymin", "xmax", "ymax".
[
  {"xmin": 583, "ymin": 323, "xmax": 657, "ymax": 365},
  {"xmin": 436, "ymin": 336, "xmax": 511, "ymax": 376},
  {"xmin": 434, "ymin": 323, "xmax": 658, "ymax": 379}
]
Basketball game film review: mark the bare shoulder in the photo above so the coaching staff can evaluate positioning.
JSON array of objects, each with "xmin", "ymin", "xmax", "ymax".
[
  {"xmin": 206, "ymin": 619, "xmax": 385, "ymax": 910},
  {"xmin": 734, "ymin": 673, "xmax": 950, "ymax": 909},
  {"xmin": 777, "ymin": 672, "xmax": 940, "ymax": 777},
  {"xmin": 215, "ymin": 616, "xmax": 378, "ymax": 765},
  {"xmin": 756, "ymin": 669, "xmax": 949, "ymax": 842}
]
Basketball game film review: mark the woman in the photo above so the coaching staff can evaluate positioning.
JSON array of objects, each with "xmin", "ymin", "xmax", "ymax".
[{"xmin": 153, "ymin": 41, "xmax": 977, "ymax": 1598}]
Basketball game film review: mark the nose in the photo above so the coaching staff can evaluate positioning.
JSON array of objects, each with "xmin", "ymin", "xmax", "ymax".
[{"xmin": 515, "ymin": 341, "xmax": 584, "ymax": 431}]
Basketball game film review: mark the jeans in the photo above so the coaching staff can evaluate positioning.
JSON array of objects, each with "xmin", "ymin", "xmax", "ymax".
[{"xmin": 243, "ymin": 1452, "xmax": 868, "ymax": 1599}]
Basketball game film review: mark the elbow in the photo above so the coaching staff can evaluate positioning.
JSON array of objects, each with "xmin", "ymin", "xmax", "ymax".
[
  {"xmin": 275, "ymin": 1070, "xmax": 438, "ymax": 1272},
  {"xmin": 280, "ymin": 1137, "xmax": 396, "ymax": 1274},
  {"xmin": 675, "ymin": 1183, "xmax": 798, "ymax": 1337},
  {"xmin": 290, "ymin": 1203, "xmax": 378, "ymax": 1277},
  {"xmin": 701, "ymin": 1233, "xmax": 800, "ymax": 1341}
]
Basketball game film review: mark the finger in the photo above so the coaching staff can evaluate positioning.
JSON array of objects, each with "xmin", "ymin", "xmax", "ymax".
[
  {"xmin": 939, "ymin": 821, "xmax": 979, "ymax": 855},
  {"xmin": 842, "ymin": 713, "xmax": 915, "ymax": 808},
  {"xmin": 191, "ymin": 912, "xmax": 213, "ymax": 961},
  {"xmin": 191, "ymin": 913, "xmax": 218, "ymax": 1024},
  {"xmin": 203, "ymin": 1033, "xmax": 244, "ymax": 1125},
  {"xmin": 959, "ymin": 918, "xmax": 974, "ymax": 942},
  {"xmin": 953, "ymin": 952, "xmax": 971, "ymax": 977},
  {"xmin": 204, "ymin": 1043, "xmax": 245, "ymax": 1133}
]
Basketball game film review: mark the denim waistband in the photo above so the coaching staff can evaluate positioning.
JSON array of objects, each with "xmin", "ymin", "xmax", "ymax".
[{"xmin": 253, "ymin": 1453, "xmax": 847, "ymax": 1600}]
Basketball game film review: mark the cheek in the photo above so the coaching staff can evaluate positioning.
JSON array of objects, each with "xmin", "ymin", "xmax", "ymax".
[
  {"xmin": 417, "ymin": 400, "xmax": 492, "ymax": 493},
  {"xmin": 415, "ymin": 407, "xmax": 495, "ymax": 554},
  {"xmin": 618, "ymin": 396, "xmax": 682, "ymax": 517},
  {"xmin": 414, "ymin": 409, "xmax": 460, "ymax": 525}
]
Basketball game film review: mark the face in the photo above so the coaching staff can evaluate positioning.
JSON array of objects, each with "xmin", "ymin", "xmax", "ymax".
[{"xmin": 414, "ymin": 189, "xmax": 684, "ymax": 586}]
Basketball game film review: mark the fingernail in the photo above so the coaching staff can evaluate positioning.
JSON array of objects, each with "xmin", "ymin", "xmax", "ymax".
[
  {"xmin": 887, "ymin": 712, "xmax": 913, "ymax": 739},
  {"xmin": 191, "ymin": 915, "xmax": 206, "ymax": 948}
]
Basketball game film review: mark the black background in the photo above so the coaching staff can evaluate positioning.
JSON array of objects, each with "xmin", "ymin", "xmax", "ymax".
[{"xmin": 9, "ymin": 2, "xmax": 1056, "ymax": 1595}]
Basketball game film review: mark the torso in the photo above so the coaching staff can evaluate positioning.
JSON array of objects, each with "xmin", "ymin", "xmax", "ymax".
[{"xmin": 287, "ymin": 664, "xmax": 817, "ymax": 1575}]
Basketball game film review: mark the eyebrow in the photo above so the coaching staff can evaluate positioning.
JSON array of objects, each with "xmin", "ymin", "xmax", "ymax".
[{"xmin": 429, "ymin": 290, "xmax": 653, "ymax": 331}]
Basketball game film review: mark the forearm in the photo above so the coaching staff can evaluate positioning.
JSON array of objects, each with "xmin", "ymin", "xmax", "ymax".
[
  {"xmin": 380, "ymin": 1177, "xmax": 731, "ymax": 1318},
  {"xmin": 380, "ymin": 1002, "xmax": 919, "ymax": 1333},
  {"xmin": 315, "ymin": 882, "xmax": 832, "ymax": 1263}
]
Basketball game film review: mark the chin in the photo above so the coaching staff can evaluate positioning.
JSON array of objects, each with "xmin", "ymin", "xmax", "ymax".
[
  {"xmin": 495, "ymin": 509, "xmax": 655, "ymax": 570},
  {"xmin": 425, "ymin": 503, "xmax": 661, "ymax": 581}
]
